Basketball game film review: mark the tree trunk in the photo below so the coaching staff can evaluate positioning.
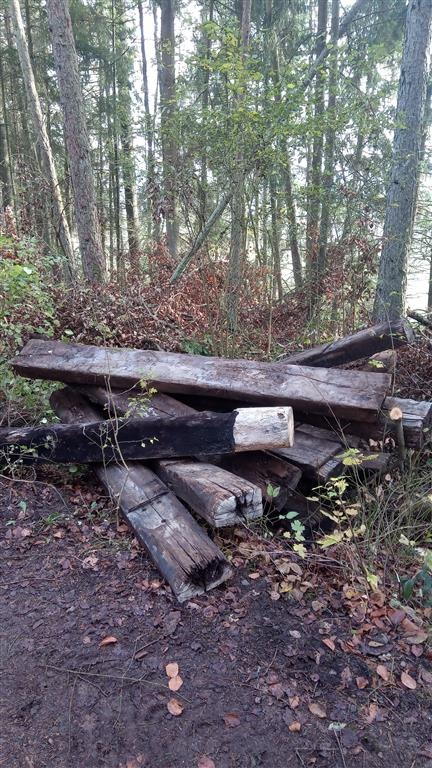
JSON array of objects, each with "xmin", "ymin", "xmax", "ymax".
[
  {"xmin": 0, "ymin": 121, "xmax": 11, "ymax": 211},
  {"xmin": 46, "ymin": 0, "xmax": 105, "ymax": 283},
  {"xmin": 374, "ymin": 0, "xmax": 432, "ymax": 321},
  {"xmin": 158, "ymin": 0, "xmax": 178, "ymax": 258},
  {"xmin": 227, "ymin": 0, "xmax": 252, "ymax": 332},
  {"xmin": 138, "ymin": 0, "xmax": 159, "ymax": 242},
  {"xmin": 317, "ymin": 0, "xmax": 339, "ymax": 284},
  {"xmin": 9, "ymin": 0, "xmax": 74, "ymax": 271},
  {"xmin": 306, "ymin": 0, "xmax": 328, "ymax": 305}
]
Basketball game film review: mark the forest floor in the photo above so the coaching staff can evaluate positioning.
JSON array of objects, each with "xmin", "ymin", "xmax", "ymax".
[{"xmin": 1, "ymin": 469, "xmax": 432, "ymax": 768}]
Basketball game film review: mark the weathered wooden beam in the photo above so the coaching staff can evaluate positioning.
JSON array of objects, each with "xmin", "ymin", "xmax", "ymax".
[
  {"xmin": 155, "ymin": 459, "xmax": 263, "ymax": 528},
  {"xmin": 81, "ymin": 386, "xmax": 301, "ymax": 513},
  {"xmin": 50, "ymin": 388, "xmax": 232, "ymax": 602},
  {"xmin": 0, "ymin": 405, "xmax": 294, "ymax": 465},
  {"xmin": 13, "ymin": 339, "xmax": 391, "ymax": 421},
  {"xmin": 297, "ymin": 397, "xmax": 432, "ymax": 450},
  {"xmin": 282, "ymin": 318, "xmax": 413, "ymax": 367},
  {"xmin": 217, "ymin": 452, "xmax": 302, "ymax": 512}
]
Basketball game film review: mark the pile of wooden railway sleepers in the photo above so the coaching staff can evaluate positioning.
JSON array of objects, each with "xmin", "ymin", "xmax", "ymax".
[{"xmin": 3, "ymin": 317, "xmax": 432, "ymax": 602}]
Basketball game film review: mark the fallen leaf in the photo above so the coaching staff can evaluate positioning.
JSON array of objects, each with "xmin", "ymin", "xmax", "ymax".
[
  {"xmin": 411, "ymin": 645, "xmax": 423, "ymax": 658},
  {"xmin": 376, "ymin": 664, "xmax": 390, "ymax": 682},
  {"xmin": 223, "ymin": 712, "xmax": 240, "ymax": 728},
  {"xmin": 197, "ymin": 758, "xmax": 216, "ymax": 768},
  {"xmin": 289, "ymin": 695, "xmax": 300, "ymax": 709},
  {"xmin": 163, "ymin": 611, "xmax": 181, "ymax": 636},
  {"xmin": 165, "ymin": 662, "xmax": 179, "ymax": 678},
  {"xmin": 365, "ymin": 702, "xmax": 378, "ymax": 724},
  {"xmin": 370, "ymin": 590, "xmax": 385, "ymax": 607},
  {"xmin": 248, "ymin": 572, "xmax": 260, "ymax": 580},
  {"xmin": 168, "ymin": 675, "xmax": 183, "ymax": 692},
  {"xmin": 308, "ymin": 702, "xmax": 326, "ymax": 719},
  {"xmin": 405, "ymin": 631, "xmax": 428, "ymax": 645},
  {"xmin": 322, "ymin": 637, "xmax": 336, "ymax": 652},
  {"xmin": 400, "ymin": 671, "xmax": 417, "ymax": 690},
  {"xmin": 340, "ymin": 666, "xmax": 352, "ymax": 687},
  {"xmin": 356, "ymin": 676, "xmax": 369, "ymax": 689},
  {"xmin": 289, "ymin": 721, "xmax": 301, "ymax": 732},
  {"xmin": 167, "ymin": 698, "xmax": 183, "ymax": 716},
  {"xmin": 419, "ymin": 667, "xmax": 432, "ymax": 685},
  {"xmin": 269, "ymin": 683, "xmax": 284, "ymax": 700},
  {"xmin": 99, "ymin": 636, "xmax": 118, "ymax": 647}
]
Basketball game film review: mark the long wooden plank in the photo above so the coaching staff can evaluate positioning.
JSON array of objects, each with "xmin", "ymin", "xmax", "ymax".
[
  {"xmin": 281, "ymin": 318, "xmax": 414, "ymax": 367},
  {"xmin": 50, "ymin": 389, "xmax": 232, "ymax": 602},
  {"xmin": 13, "ymin": 339, "xmax": 391, "ymax": 421},
  {"xmin": 81, "ymin": 387, "xmax": 301, "ymax": 513},
  {"xmin": 0, "ymin": 405, "xmax": 294, "ymax": 465}
]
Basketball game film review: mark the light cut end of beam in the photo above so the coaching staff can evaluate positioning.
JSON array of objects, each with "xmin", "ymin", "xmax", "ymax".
[{"xmin": 233, "ymin": 406, "xmax": 294, "ymax": 451}]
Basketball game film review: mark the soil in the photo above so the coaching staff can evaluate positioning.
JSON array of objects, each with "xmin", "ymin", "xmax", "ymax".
[{"xmin": 1, "ymin": 473, "xmax": 432, "ymax": 768}]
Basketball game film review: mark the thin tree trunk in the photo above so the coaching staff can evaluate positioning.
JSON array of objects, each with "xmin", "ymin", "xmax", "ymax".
[
  {"xmin": 0, "ymin": 121, "xmax": 11, "ymax": 210},
  {"xmin": 46, "ymin": 0, "xmax": 105, "ymax": 282},
  {"xmin": 317, "ymin": 0, "xmax": 340, "ymax": 283},
  {"xmin": 9, "ymin": 0, "xmax": 74, "ymax": 273},
  {"xmin": 373, "ymin": 0, "xmax": 432, "ymax": 321},
  {"xmin": 138, "ymin": 0, "xmax": 159, "ymax": 241},
  {"xmin": 199, "ymin": 0, "xmax": 213, "ymax": 225},
  {"xmin": 227, "ymin": 0, "xmax": 252, "ymax": 332},
  {"xmin": 110, "ymin": 0, "xmax": 122, "ymax": 279},
  {"xmin": 158, "ymin": 0, "xmax": 178, "ymax": 258},
  {"xmin": 306, "ymin": 0, "xmax": 328, "ymax": 302},
  {"xmin": 269, "ymin": 173, "xmax": 283, "ymax": 301}
]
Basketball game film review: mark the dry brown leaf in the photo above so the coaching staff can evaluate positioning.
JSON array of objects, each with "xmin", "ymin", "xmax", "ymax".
[
  {"xmin": 405, "ymin": 631, "xmax": 428, "ymax": 645},
  {"xmin": 223, "ymin": 712, "xmax": 241, "ymax": 728},
  {"xmin": 289, "ymin": 721, "xmax": 301, "ymax": 732},
  {"xmin": 376, "ymin": 664, "xmax": 390, "ymax": 682},
  {"xmin": 167, "ymin": 698, "xmax": 183, "ymax": 716},
  {"xmin": 99, "ymin": 635, "xmax": 118, "ymax": 647},
  {"xmin": 420, "ymin": 667, "xmax": 432, "ymax": 685},
  {"xmin": 322, "ymin": 637, "xmax": 336, "ymax": 652},
  {"xmin": 340, "ymin": 666, "xmax": 352, "ymax": 687},
  {"xmin": 401, "ymin": 671, "xmax": 417, "ymax": 690},
  {"xmin": 269, "ymin": 683, "xmax": 284, "ymax": 700},
  {"xmin": 365, "ymin": 702, "xmax": 378, "ymax": 724},
  {"xmin": 168, "ymin": 675, "xmax": 183, "ymax": 692},
  {"xmin": 165, "ymin": 662, "xmax": 179, "ymax": 678},
  {"xmin": 289, "ymin": 695, "xmax": 300, "ymax": 709},
  {"xmin": 308, "ymin": 702, "xmax": 326, "ymax": 719},
  {"xmin": 197, "ymin": 758, "xmax": 216, "ymax": 768},
  {"xmin": 248, "ymin": 572, "xmax": 260, "ymax": 580}
]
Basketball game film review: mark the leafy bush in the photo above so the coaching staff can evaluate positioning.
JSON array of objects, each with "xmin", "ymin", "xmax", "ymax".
[{"xmin": 0, "ymin": 239, "xmax": 58, "ymax": 424}]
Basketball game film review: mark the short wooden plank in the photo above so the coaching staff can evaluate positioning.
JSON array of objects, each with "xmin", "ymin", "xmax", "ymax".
[
  {"xmin": 50, "ymin": 389, "xmax": 232, "ymax": 602},
  {"xmin": 155, "ymin": 459, "xmax": 263, "ymax": 528},
  {"xmin": 217, "ymin": 452, "xmax": 302, "ymax": 512},
  {"xmin": 0, "ymin": 405, "xmax": 294, "ymax": 465},
  {"xmin": 13, "ymin": 339, "xmax": 391, "ymax": 421},
  {"xmin": 282, "ymin": 318, "xmax": 414, "ymax": 367}
]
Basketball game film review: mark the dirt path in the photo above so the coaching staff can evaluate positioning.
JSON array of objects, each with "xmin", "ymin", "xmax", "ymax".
[{"xmin": 1, "ymin": 477, "xmax": 431, "ymax": 768}]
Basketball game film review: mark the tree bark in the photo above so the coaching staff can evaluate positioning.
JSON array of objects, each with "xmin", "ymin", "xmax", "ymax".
[
  {"xmin": 158, "ymin": 0, "xmax": 179, "ymax": 257},
  {"xmin": 227, "ymin": 0, "xmax": 252, "ymax": 332},
  {"xmin": 138, "ymin": 0, "xmax": 159, "ymax": 242},
  {"xmin": 46, "ymin": 0, "xmax": 105, "ymax": 282},
  {"xmin": 9, "ymin": 0, "xmax": 74, "ymax": 271},
  {"xmin": 317, "ymin": 0, "xmax": 339, "ymax": 283},
  {"xmin": 373, "ymin": 0, "xmax": 432, "ymax": 321},
  {"xmin": 0, "ymin": 121, "xmax": 11, "ymax": 210},
  {"xmin": 306, "ymin": 0, "xmax": 328, "ymax": 304}
]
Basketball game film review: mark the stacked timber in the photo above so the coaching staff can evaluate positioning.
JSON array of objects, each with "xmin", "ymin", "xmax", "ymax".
[{"xmin": 4, "ymin": 318, "xmax": 430, "ymax": 602}]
